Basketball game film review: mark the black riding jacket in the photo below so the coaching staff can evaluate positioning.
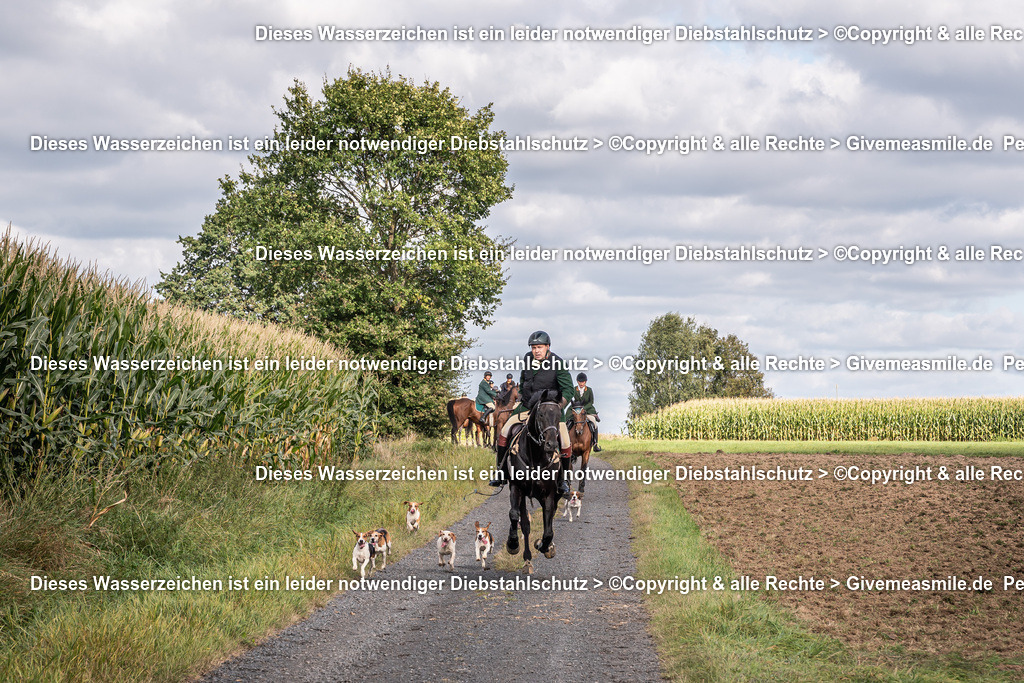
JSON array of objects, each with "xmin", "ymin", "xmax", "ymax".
[{"xmin": 515, "ymin": 351, "xmax": 574, "ymax": 414}]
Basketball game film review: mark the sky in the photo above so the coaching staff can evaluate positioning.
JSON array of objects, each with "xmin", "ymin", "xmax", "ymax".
[{"xmin": 5, "ymin": 1, "xmax": 1024, "ymax": 432}]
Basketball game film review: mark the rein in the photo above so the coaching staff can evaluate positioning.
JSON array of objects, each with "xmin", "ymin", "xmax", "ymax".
[
  {"xmin": 524, "ymin": 401, "xmax": 565, "ymax": 458},
  {"xmin": 526, "ymin": 401, "xmax": 561, "ymax": 449}
]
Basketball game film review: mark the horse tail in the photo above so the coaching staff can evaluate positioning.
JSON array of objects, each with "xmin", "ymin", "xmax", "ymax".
[{"xmin": 446, "ymin": 398, "xmax": 457, "ymax": 426}]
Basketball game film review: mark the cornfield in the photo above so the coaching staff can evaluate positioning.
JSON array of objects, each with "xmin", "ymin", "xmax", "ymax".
[
  {"xmin": 0, "ymin": 227, "xmax": 380, "ymax": 487},
  {"xmin": 626, "ymin": 396, "xmax": 1024, "ymax": 441}
]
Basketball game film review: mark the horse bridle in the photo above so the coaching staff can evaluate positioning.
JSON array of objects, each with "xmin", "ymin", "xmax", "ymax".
[
  {"xmin": 569, "ymin": 406, "xmax": 586, "ymax": 435},
  {"xmin": 526, "ymin": 401, "xmax": 561, "ymax": 449}
]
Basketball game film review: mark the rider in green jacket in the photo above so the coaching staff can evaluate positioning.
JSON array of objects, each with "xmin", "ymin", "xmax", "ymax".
[
  {"xmin": 490, "ymin": 331, "xmax": 575, "ymax": 496},
  {"xmin": 567, "ymin": 372, "xmax": 602, "ymax": 452},
  {"xmin": 476, "ymin": 371, "xmax": 498, "ymax": 425}
]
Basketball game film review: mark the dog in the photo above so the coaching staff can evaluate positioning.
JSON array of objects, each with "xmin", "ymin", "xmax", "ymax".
[
  {"xmin": 368, "ymin": 528, "xmax": 391, "ymax": 570},
  {"xmin": 436, "ymin": 530, "xmax": 456, "ymax": 570},
  {"xmin": 403, "ymin": 501, "xmax": 421, "ymax": 532},
  {"xmin": 352, "ymin": 530, "xmax": 374, "ymax": 578},
  {"xmin": 562, "ymin": 490, "xmax": 582, "ymax": 522},
  {"xmin": 474, "ymin": 522, "xmax": 495, "ymax": 570}
]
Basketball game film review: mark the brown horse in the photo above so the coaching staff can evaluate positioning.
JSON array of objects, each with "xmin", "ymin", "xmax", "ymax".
[
  {"xmin": 490, "ymin": 384, "xmax": 518, "ymax": 452},
  {"xmin": 566, "ymin": 403, "xmax": 593, "ymax": 495},
  {"xmin": 446, "ymin": 397, "xmax": 487, "ymax": 447}
]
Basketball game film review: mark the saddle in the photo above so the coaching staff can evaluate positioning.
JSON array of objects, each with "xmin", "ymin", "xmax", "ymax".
[{"xmin": 508, "ymin": 422, "xmax": 524, "ymax": 459}]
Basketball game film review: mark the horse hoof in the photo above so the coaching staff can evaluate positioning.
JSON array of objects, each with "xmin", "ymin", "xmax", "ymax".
[
  {"xmin": 506, "ymin": 540, "xmax": 520, "ymax": 556},
  {"xmin": 523, "ymin": 561, "xmax": 533, "ymax": 575},
  {"xmin": 544, "ymin": 544, "xmax": 556, "ymax": 559}
]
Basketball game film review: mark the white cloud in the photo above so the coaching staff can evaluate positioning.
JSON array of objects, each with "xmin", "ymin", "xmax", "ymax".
[{"xmin": 5, "ymin": 0, "xmax": 1024, "ymax": 429}]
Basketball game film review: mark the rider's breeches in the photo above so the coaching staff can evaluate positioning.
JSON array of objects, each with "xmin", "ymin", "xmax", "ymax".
[{"xmin": 501, "ymin": 412, "xmax": 570, "ymax": 448}]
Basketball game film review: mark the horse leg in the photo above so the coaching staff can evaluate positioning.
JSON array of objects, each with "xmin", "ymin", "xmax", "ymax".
[
  {"xmin": 579, "ymin": 445, "xmax": 591, "ymax": 495},
  {"xmin": 534, "ymin": 492, "xmax": 557, "ymax": 558},
  {"xmin": 520, "ymin": 495, "xmax": 533, "ymax": 574},
  {"xmin": 506, "ymin": 486, "xmax": 521, "ymax": 555}
]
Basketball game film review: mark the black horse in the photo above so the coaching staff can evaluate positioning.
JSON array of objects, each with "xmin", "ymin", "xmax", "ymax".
[{"xmin": 505, "ymin": 390, "xmax": 563, "ymax": 574}]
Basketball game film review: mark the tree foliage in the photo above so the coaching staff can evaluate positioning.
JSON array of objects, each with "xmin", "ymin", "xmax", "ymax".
[
  {"xmin": 627, "ymin": 313, "xmax": 773, "ymax": 419},
  {"xmin": 158, "ymin": 68, "xmax": 514, "ymax": 435}
]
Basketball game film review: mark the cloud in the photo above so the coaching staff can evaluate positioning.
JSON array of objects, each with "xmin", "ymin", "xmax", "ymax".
[{"xmin": 5, "ymin": 0, "xmax": 1024, "ymax": 430}]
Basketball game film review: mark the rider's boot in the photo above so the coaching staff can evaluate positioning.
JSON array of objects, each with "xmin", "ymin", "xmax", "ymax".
[
  {"xmin": 591, "ymin": 422, "xmax": 602, "ymax": 452},
  {"xmin": 489, "ymin": 436, "xmax": 508, "ymax": 487},
  {"xmin": 558, "ymin": 447, "xmax": 572, "ymax": 498}
]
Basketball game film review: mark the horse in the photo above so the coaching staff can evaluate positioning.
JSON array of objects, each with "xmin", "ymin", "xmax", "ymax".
[
  {"xmin": 446, "ymin": 397, "xmax": 487, "ymax": 447},
  {"xmin": 566, "ymin": 402, "xmax": 594, "ymax": 496},
  {"xmin": 491, "ymin": 384, "xmax": 518, "ymax": 452},
  {"xmin": 505, "ymin": 389, "xmax": 563, "ymax": 574}
]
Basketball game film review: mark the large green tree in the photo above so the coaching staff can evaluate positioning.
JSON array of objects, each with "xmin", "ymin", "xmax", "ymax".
[
  {"xmin": 628, "ymin": 313, "xmax": 772, "ymax": 418},
  {"xmin": 158, "ymin": 68, "xmax": 514, "ymax": 435}
]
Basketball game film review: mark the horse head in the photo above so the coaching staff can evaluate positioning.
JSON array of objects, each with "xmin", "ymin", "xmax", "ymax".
[
  {"xmin": 570, "ymin": 402, "xmax": 586, "ymax": 436},
  {"xmin": 527, "ymin": 389, "xmax": 563, "ymax": 465}
]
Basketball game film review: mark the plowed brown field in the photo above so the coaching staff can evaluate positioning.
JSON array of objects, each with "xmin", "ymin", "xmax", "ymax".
[{"xmin": 654, "ymin": 452, "xmax": 1024, "ymax": 658}]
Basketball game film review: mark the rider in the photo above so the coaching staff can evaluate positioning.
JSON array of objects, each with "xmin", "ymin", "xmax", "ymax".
[
  {"xmin": 490, "ymin": 331, "xmax": 575, "ymax": 496},
  {"xmin": 568, "ymin": 372, "xmax": 602, "ymax": 452},
  {"xmin": 476, "ymin": 371, "xmax": 498, "ymax": 425},
  {"xmin": 495, "ymin": 373, "xmax": 516, "ymax": 405}
]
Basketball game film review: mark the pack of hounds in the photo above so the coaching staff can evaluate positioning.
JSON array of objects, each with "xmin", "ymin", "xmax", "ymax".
[{"xmin": 351, "ymin": 495, "xmax": 583, "ymax": 578}]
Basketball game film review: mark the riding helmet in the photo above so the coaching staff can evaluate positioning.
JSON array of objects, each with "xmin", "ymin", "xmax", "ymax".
[
  {"xmin": 528, "ymin": 330, "xmax": 551, "ymax": 346},
  {"xmin": 576, "ymin": 372, "xmax": 587, "ymax": 382}
]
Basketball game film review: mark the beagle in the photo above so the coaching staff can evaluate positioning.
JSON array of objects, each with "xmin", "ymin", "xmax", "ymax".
[
  {"xmin": 403, "ymin": 501, "xmax": 421, "ymax": 532},
  {"xmin": 368, "ymin": 528, "xmax": 391, "ymax": 570},
  {"xmin": 562, "ymin": 490, "xmax": 582, "ymax": 522},
  {"xmin": 352, "ymin": 530, "xmax": 373, "ymax": 578},
  {"xmin": 436, "ymin": 530, "xmax": 456, "ymax": 570},
  {"xmin": 474, "ymin": 522, "xmax": 495, "ymax": 570}
]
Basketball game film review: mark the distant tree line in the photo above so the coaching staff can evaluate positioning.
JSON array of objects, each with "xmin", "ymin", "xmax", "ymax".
[{"xmin": 628, "ymin": 313, "xmax": 773, "ymax": 419}]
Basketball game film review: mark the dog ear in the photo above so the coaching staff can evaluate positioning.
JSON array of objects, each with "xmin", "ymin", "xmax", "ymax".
[
  {"xmin": 450, "ymin": 532, "xmax": 456, "ymax": 541},
  {"xmin": 352, "ymin": 529, "xmax": 360, "ymax": 537},
  {"xmin": 403, "ymin": 501, "xmax": 409, "ymax": 506}
]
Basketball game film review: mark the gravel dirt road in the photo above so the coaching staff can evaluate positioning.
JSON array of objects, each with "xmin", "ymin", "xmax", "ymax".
[{"xmin": 200, "ymin": 456, "xmax": 662, "ymax": 682}]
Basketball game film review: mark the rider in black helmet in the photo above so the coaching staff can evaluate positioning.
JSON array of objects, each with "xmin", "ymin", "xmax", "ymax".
[
  {"xmin": 476, "ymin": 371, "xmax": 498, "ymax": 425},
  {"xmin": 568, "ymin": 372, "xmax": 602, "ymax": 452},
  {"xmin": 490, "ymin": 330, "xmax": 575, "ymax": 496}
]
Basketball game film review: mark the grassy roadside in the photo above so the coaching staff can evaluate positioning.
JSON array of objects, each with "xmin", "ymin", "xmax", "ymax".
[
  {"xmin": 0, "ymin": 438, "xmax": 492, "ymax": 682},
  {"xmin": 610, "ymin": 437, "xmax": 1024, "ymax": 457},
  {"xmin": 603, "ymin": 448, "xmax": 1018, "ymax": 682}
]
